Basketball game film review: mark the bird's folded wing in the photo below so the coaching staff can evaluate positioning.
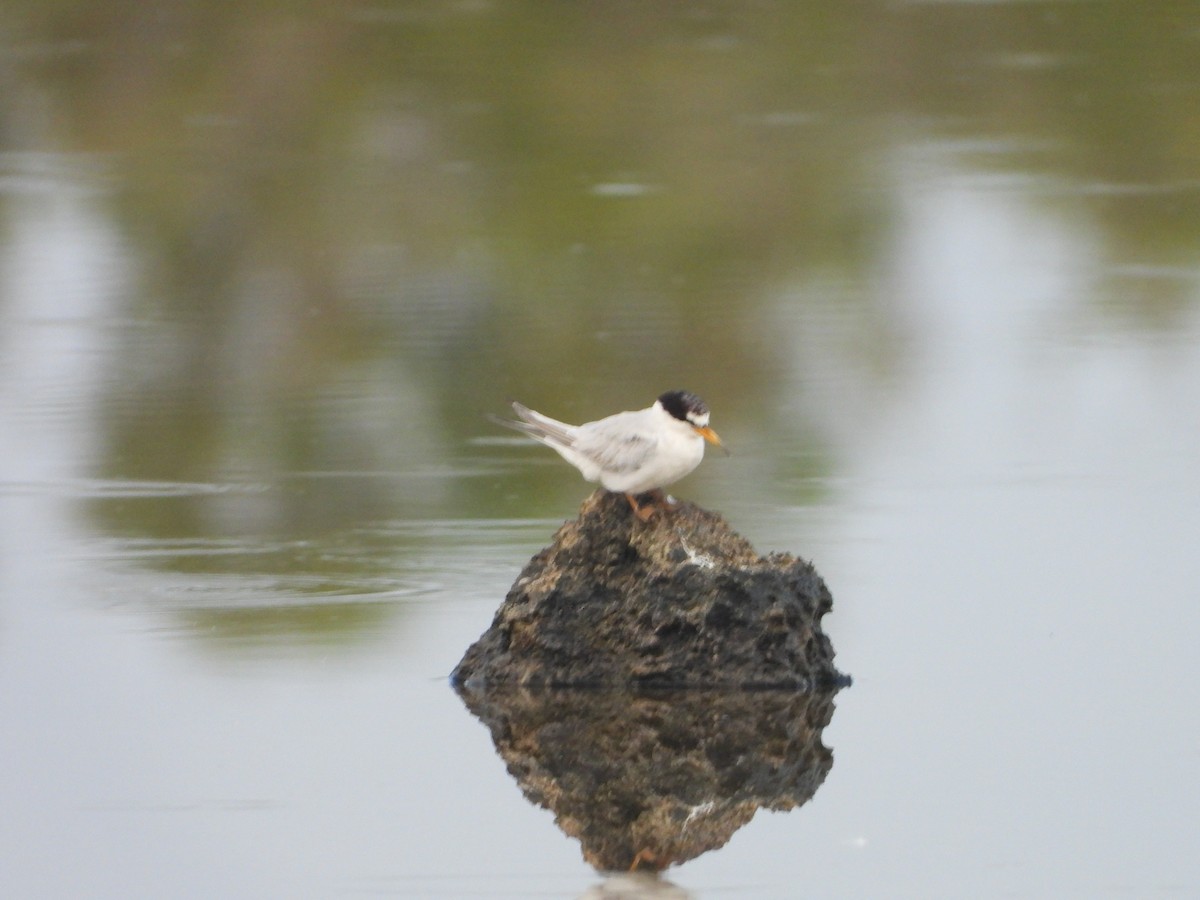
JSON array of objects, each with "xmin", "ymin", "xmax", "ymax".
[{"xmin": 573, "ymin": 427, "xmax": 656, "ymax": 474}]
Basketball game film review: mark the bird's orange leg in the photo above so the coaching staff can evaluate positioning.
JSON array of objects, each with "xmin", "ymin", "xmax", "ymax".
[
  {"xmin": 624, "ymin": 490, "xmax": 666, "ymax": 521},
  {"xmin": 624, "ymin": 493, "xmax": 654, "ymax": 521}
]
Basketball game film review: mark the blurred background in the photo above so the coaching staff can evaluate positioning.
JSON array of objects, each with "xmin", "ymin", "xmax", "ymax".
[{"xmin": 1, "ymin": 2, "xmax": 1198, "ymax": 897}]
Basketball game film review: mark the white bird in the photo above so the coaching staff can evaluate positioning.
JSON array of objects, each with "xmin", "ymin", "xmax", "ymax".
[{"xmin": 491, "ymin": 390, "xmax": 726, "ymax": 520}]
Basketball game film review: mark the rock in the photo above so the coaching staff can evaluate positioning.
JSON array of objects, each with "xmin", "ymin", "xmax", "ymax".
[
  {"xmin": 451, "ymin": 489, "xmax": 846, "ymax": 689},
  {"xmin": 453, "ymin": 685, "xmax": 839, "ymax": 871}
]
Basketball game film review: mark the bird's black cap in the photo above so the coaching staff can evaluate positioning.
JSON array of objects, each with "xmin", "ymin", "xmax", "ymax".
[{"xmin": 658, "ymin": 390, "xmax": 709, "ymax": 424}]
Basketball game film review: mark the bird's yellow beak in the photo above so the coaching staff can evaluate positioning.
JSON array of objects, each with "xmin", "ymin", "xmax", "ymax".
[{"xmin": 695, "ymin": 426, "xmax": 730, "ymax": 455}]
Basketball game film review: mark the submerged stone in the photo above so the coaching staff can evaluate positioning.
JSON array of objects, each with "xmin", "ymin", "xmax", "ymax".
[{"xmin": 452, "ymin": 490, "xmax": 847, "ymax": 689}]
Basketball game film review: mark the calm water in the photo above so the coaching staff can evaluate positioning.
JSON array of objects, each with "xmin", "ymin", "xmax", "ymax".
[{"xmin": 2, "ymin": 3, "xmax": 1199, "ymax": 897}]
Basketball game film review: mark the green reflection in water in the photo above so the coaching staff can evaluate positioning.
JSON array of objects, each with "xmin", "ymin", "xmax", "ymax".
[
  {"xmin": 3, "ymin": 1, "xmax": 1198, "ymax": 646},
  {"xmin": 179, "ymin": 600, "xmax": 397, "ymax": 651}
]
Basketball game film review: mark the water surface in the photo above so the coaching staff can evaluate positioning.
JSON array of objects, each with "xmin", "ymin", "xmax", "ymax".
[{"xmin": 2, "ymin": 3, "xmax": 1198, "ymax": 897}]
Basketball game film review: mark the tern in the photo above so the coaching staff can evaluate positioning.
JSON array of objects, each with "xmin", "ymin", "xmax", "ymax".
[{"xmin": 490, "ymin": 390, "xmax": 726, "ymax": 520}]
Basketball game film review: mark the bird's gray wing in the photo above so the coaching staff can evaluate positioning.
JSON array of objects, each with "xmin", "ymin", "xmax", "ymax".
[{"xmin": 572, "ymin": 416, "xmax": 657, "ymax": 474}]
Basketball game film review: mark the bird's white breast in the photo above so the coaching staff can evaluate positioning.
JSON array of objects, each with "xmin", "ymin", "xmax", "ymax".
[{"xmin": 598, "ymin": 417, "xmax": 705, "ymax": 494}]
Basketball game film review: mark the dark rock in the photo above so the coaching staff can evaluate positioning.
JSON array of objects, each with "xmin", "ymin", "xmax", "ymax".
[
  {"xmin": 453, "ymin": 684, "xmax": 840, "ymax": 871},
  {"xmin": 452, "ymin": 489, "xmax": 846, "ymax": 689}
]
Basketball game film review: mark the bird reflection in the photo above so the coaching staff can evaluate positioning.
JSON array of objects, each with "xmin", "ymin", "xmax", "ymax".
[{"xmin": 454, "ymin": 684, "xmax": 841, "ymax": 872}]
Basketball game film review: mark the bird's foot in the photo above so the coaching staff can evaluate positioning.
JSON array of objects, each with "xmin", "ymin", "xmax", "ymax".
[{"xmin": 625, "ymin": 489, "xmax": 667, "ymax": 522}]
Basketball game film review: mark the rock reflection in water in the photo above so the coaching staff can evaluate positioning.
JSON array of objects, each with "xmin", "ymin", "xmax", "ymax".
[
  {"xmin": 454, "ymin": 683, "xmax": 839, "ymax": 872},
  {"xmin": 579, "ymin": 871, "xmax": 690, "ymax": 899}
]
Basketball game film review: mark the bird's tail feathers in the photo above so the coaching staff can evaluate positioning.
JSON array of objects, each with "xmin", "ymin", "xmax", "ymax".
[{"xmin": 489, "ymin": 402, "xmax": 576, "ymax": 448}]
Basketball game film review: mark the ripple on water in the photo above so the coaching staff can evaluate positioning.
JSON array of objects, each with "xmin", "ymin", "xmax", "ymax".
[
  {"xmin": 0, "ymin": 477, "xmax": 272, "ymax": 498},
  {"xmin": 77, "ymin": 514, "xmax": 554, "ymax": 650}
]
